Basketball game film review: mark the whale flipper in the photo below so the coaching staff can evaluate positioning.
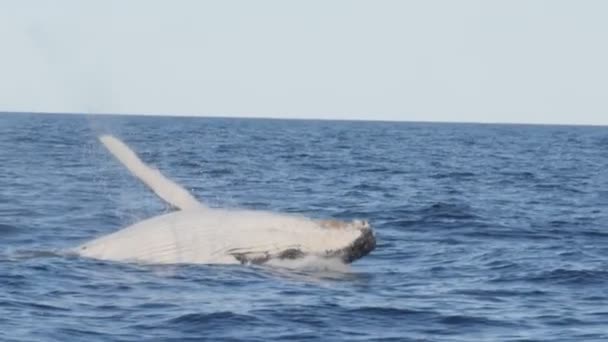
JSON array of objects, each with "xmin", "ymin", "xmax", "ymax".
[{"xmin": 99, "ymin": 135, "xmax": 202, "ymax": 210}]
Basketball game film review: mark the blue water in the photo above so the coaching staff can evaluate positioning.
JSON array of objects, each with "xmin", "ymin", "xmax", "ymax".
[{"xmin": 1, "ymin": 113, "xmax": 607, "ymax": 341}]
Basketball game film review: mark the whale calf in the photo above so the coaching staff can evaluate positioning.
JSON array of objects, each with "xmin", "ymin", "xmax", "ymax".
[{"xmin": 76, "ymin": 135, "xmax": 376, "ymax": 265}]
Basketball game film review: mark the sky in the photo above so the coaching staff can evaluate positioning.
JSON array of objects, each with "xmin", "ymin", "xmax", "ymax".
[{"xmin": 0, "ymin": 0, "xmax": 607, "ymax": 125}]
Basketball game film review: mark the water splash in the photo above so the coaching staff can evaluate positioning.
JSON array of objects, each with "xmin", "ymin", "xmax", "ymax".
[{"xmin": 265, "ymin": 255, "xmax": 351, "ymax": 273}]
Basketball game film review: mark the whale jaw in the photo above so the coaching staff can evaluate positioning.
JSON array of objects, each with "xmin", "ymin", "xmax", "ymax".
[{"xmin": 230, "ymin": 220, "xmax": 377, "ymax": 265}]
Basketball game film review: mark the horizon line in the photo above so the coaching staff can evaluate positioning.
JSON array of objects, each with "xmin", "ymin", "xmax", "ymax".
[{"xmin": 1, "ymin": 110, "xmax": 606, "ymax": 128}]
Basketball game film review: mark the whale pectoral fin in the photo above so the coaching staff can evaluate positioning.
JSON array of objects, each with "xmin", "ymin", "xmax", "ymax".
[{"xmin": 99, "ymin": 135, "xmax": 203, "ymax": 210}]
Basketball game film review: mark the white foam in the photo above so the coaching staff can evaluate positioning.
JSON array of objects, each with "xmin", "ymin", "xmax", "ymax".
[{"xmin": 265, "ymin": 255, "xmax": 351, "ymax": 273}]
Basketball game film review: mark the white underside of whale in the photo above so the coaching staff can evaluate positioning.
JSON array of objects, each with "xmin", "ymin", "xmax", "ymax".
[
  {"xmin": 76, "ymin": 135, "xmax": 373, "ymax": 265},
  {"xmin": 77, "ymin": 209, "xmax": 360, "ymax": 264}
]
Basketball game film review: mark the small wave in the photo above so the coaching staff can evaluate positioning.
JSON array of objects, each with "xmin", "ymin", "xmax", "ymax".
[
  {"xmin": 0, "ymin": 249, "xmax": 64, "ymax": 263},
  {"xmin": 0, "ymin": 223, "xmax": 19, "ymax": 235},
  {"xmin": 419, "ymin": 202, "xmax": 479, "ymax": 221},
  {"xmin": 463, "ymin": 228, "xmax": 558, "ymax": 241},
  {"xmin": 534, "ymin": 182, "xmax": 586, "ymax": 194},
  {"xmin": 54, "ymin": 327, "xmax": 106, "ymax": 339},
  {"xmin": 452, "ymin": 288, "xmax": 550, "ymax": 298},
  {"xmin": 439, "ymin": 314, "xmax": 517, "ymax": 327},
  {"xmin": 492, "ymin": 268, "xmax": 608, "ymax": 285},
  {"xmin": 165, "ymin": 311, "xmax": 261, "ymax": 331},
  {"xmin": 8, "ymin": 300, "xmax": 71, "ymax": 312},
  {"xmin": 347, "ymin": 306, "xmax": 431, "ymax": 317},
  {"xmin": 499, "ymin": 170, "xmax": 537, "ymax": 180},
  {"xmin": 538, "ymin": 315, "xmax": 585, "ymax": 326},
  {"xmin": 530, "ymin": 268, "xmax": 608, "ymax": 285},
  {"xmin": 352, "ymin": 183, "xmax": 387, "ymax": 192},
  {"xmin": 430, "ymin": 171, "xmax": 476, "ymax": 180},
  {"xmin": 379, "ymin": 203, "xmax": 482, "ymax": 230},
  {"xmin": 385, "ymin": 219, "xmax": 420, "ymax": 228}
]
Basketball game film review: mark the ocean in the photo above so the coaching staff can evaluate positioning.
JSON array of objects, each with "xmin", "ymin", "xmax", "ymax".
[{"xmin": 1, "ymin": 113, "xmax": 607, "ymax": 341}]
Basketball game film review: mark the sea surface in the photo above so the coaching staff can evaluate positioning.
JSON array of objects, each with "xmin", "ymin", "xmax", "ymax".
[{"xmin": 1, "ymin": 113, "xmax": 607, "ymax": 341}]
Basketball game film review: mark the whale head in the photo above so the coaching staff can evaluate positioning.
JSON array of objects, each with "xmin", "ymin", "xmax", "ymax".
[
  {"xmin": 228, "ymin": 216, "xmax": 376, "ymax": 265},
  {"xmin": 316, "ymin": 219, "xmax": 376, "ymax": 263},
  {"xmin": 264, "ymin": 218, "xmax": 376, "ymax": 264}
]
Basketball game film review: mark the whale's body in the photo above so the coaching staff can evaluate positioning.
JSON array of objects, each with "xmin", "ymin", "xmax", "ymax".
[
  {"xmin": 76, "ymin": 135, "xmax": 375, "ymax": 265},
  {"xmin": 78, "ymin": 209, "xmax": 370, "ymax": 264}
]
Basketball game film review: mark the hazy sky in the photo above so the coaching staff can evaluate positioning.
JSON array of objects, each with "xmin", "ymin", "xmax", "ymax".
[{"xmin": 1, "ymin": 0, "xmax": 607, "ymax": 125}]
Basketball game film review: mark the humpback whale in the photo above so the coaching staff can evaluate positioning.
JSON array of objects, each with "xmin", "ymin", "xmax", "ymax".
[{"xmin": 76, "ymin": 135, "xmax": 376, "ymax": 265}]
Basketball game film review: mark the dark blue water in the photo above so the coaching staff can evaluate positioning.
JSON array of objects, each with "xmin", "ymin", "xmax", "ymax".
[{"xmin": 1, "ymin": 113, "xmax": 607, "ymax": 341}]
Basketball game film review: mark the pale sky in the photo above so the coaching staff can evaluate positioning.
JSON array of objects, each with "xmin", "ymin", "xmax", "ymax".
[{"xmin": 1, "ymin": 0, "xmax": 607, "ymax": 125}]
